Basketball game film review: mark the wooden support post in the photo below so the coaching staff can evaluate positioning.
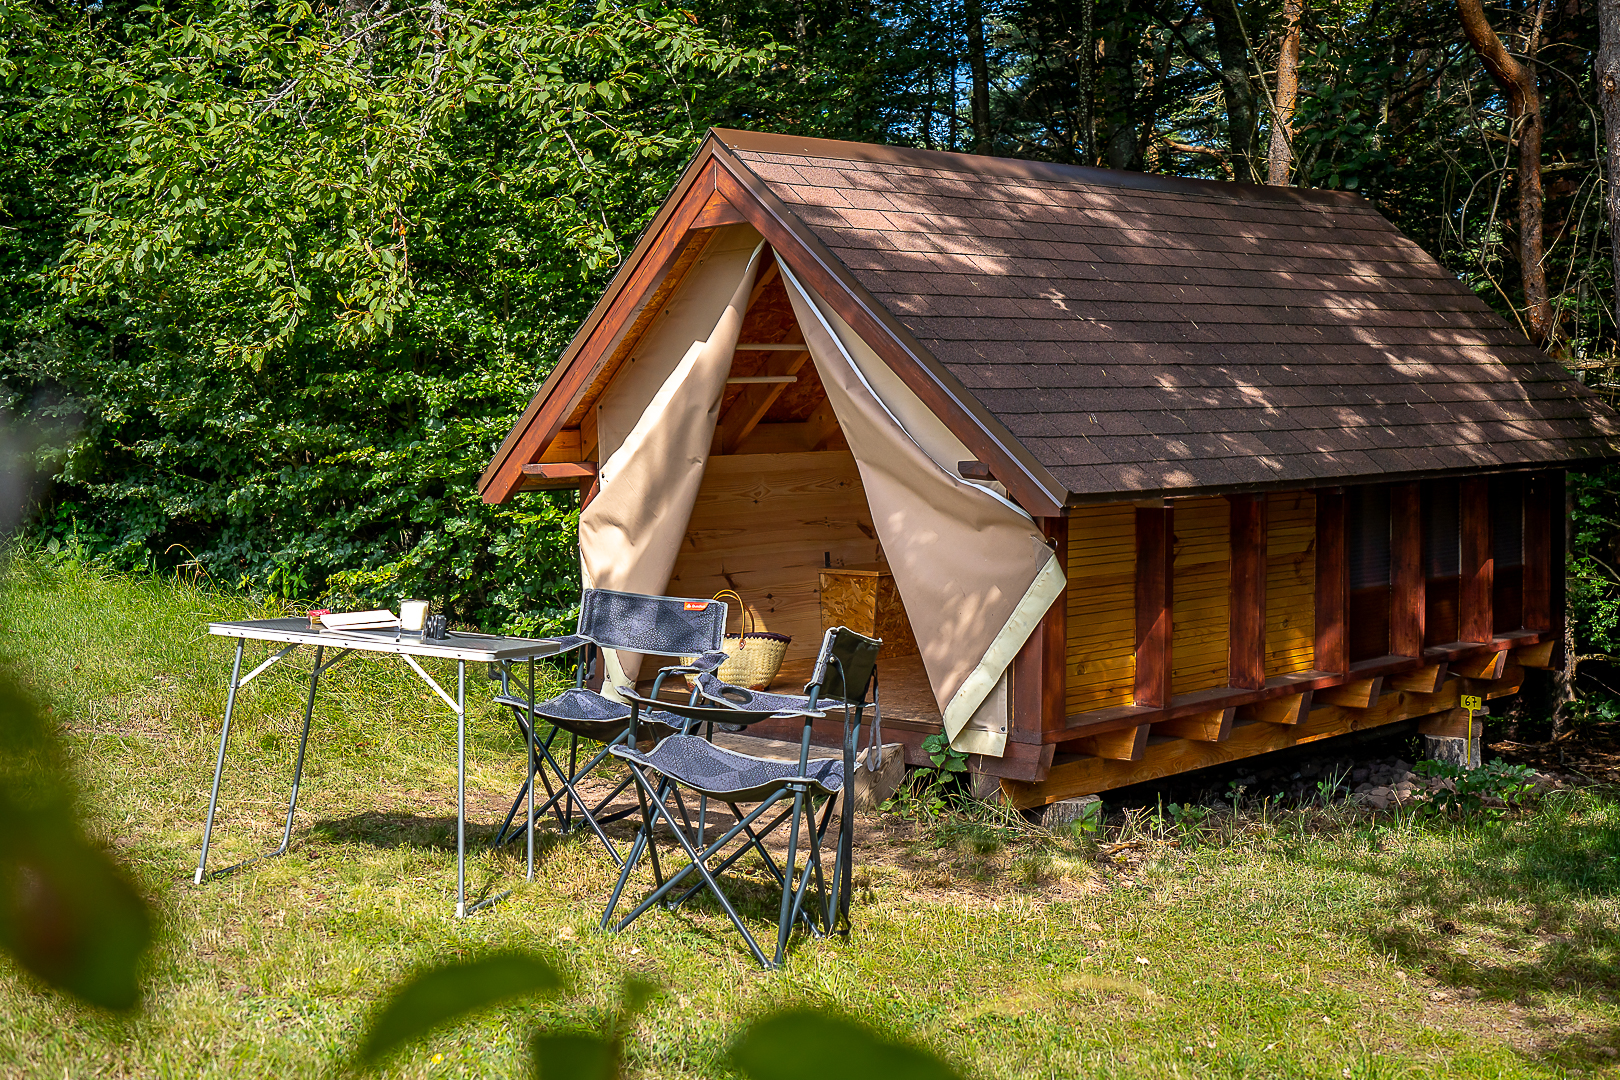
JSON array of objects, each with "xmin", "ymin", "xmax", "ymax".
[
  {"xmin": 1073, "ymin": 724, "xmax": 1150, "ymax": 761},
  {"xmin": 1134, "ymin": 506, "xmax": 1174, "ymax": 708},
  {"xmin": 1227, "ymin": 494, "xmax": 1267, "ymax": 690},
  {"xmin": 1515, "ymin": 640, "xmax": 1556, "ymax": 669},
  {"xmin": 1013, "ymin": 517, "xmax": 1069, "ymax": 742},
  {"xmin": 1523, "ymin": 471, "xmax": 1556, "ymax": 632},
  {"xmin": 1390, "ymin": 482, "xmax": 1424, "ymax": 656},
  {"xmin": 1459, "ymin": 477, "xmax": 1493, "ymax": 644},
  {"xmin": 1315, "ymin": 489, "xmax": 1348, "ymax": 675}
]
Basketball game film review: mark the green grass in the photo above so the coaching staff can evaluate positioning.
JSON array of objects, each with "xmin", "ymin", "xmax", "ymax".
[{"xmin": 2, "ymin": 554, "xmax": 1619, "ymax": 1078}]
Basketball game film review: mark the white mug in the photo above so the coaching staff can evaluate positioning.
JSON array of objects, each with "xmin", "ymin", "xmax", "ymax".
[{"xmin": 400, "ymin": 599, "xmax": 430, "ymax": 633}]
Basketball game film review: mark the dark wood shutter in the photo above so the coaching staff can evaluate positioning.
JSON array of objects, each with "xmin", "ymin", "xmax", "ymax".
[
  {"xmin": 1422, "ymin": 480, "xmax": 1460, "ymax": 646},
  {"xmin": 1490, "ymin": 474, "xmax": 1525, "ymax": 632},
  {"xmin": 1346, "ymin": 485, "xmax": 1390, "ymax": 661}
]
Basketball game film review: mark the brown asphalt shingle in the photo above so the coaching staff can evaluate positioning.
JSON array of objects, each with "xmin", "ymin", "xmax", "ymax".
[{"xmin": 727, "ymin": 141, "xmax": 1620, "ymax": 497}]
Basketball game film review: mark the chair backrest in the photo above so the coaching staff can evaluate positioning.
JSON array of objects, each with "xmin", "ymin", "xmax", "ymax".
[
  {"xmin": 809, "ymin": 626, "xmax": 882, "ymax": 705},
  {"xmin": 577, "ymin": 589, "xmax": 728, "ymax": 658}
]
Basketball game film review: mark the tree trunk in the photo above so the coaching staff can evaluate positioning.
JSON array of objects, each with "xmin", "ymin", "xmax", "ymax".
[
  {"xmin": 1458, "ymin": 0, "xmax": 1553, "ymax": 343},
  {"xmin": 1101, "ymin": 24, "xmax": 1140, "ymax": 170},
  {"xmin": 1077, "ymin": 0, "xmax": 1095, "ymax": 166},
  {"xmin": 1204, "ymin": 0, "xmax": 1258, "ymax": 182},
  {"xmin": 1267, "ymin": 0, "xmax": 1302, "ymax": 185},
  {"xmin": 966, "ymin": 0, "xmax": 993, "ymax": 154},
  {"xmin": 1598, "ymin": 0, "xmax": 1620, "ymax": 306}
]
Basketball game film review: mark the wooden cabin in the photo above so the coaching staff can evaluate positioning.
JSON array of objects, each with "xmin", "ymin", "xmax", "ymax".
[{"xmin": 480, "ymin": 129, "xmax": 1620, "ymax": 807}]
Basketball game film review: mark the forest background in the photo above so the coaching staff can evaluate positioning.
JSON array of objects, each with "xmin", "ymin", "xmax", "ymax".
[{"xmin": 4, "ymin": 0, "xmax": 1620, "ymax": 705}]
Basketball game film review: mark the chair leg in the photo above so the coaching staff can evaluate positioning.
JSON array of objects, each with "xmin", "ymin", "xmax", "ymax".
[
  {"xmin": 600, "ymin": 768, "xmax": 662, "ymax": 931},
  {"xmin": 774, "ymin": 788, "xmax": 807, "ymax": 966},
  {"xmin": 609, "ymin": 769, "xmax": 775, "ymax": 969}
]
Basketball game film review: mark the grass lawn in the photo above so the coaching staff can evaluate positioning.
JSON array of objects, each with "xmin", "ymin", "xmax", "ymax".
[{"xmin": 1, "ymin": 555, "xmax": 1618, "ymax": 1078}]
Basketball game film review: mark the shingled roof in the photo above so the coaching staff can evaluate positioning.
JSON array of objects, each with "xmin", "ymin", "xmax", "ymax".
[
  {"xmin": 481, "ymin": 130, "xmax": 1620, "ymax": 508},
  {"xmin": 720, "ymin": 132, "xmax": 1620, "ymax": 498}
]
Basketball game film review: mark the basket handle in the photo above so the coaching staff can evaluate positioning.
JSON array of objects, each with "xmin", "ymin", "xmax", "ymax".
[{"xmin": 712, "ymin": 589, "xmax": 752, "ymax": 636}]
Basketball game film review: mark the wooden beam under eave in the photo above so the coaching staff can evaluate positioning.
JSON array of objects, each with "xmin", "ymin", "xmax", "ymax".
[
  {"xmin": 1459, "ymin": 476, "xmax": 1493, "ymax": 644},
  {"xmin": 1237, "ymin": 690, "xmax": 1312, "ymax": 725},
  {"xmin": 1390, "ymin": 482, "xmax": 1424, "ymax": 656},
  {"xmin": 1152, "ymin": 707, "xmax": 1235, "ymax": 742},
  {"xmin": 519, "ymin": 461, "xmax": 598, "ymax": 491},
  {"xmin": 1227, "ymin": 493, "xmax": 1266, "ymax": 690},
  {"xmin": 1135, "ymin": 506, "xmax": 1174, "ymax": 708},
  {"xmin": 691, "ymin": 190, "xmax": 750, "ymax": 229},
  {"xmin": 1072, "ymin": 724, "xmax": 1149, "ymax": 761},
  {"xmin": 1314, "ymin": 676, "xmax": 1382, "ymax": 708},
  {"xmin": 1315, "ymin": 489, "xmax": 1349, "ymax": 675}
]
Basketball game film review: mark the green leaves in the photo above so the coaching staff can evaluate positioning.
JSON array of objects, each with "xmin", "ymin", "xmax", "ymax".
[
  {"xmin": 920, "ymin": 732, "xmax": 968, "ymax": 774},
  {"xmin": 731, "ymin": 1009, "xmax": 961, "ymax": 1080},
  {"xmin": 0, "ymin": 671, "xmax": 152, "ymax": 1011},
  {"xmin": 357, "ymin": 952, "xmax": 563, "ymax": 1065}
]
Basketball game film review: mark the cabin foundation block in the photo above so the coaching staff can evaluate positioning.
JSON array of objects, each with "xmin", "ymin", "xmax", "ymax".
[
  {"xmin": 1422, "ymin": 735, "xmax": 1481, "ymax": 770},
  {"xmin": 1042, "ymin": 796, "xmax": 1102, "ymax": 829}
]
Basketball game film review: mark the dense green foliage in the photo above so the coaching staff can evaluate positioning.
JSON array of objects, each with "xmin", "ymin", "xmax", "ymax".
[{"xmin": 5, "ymin": 0, "xmax": 1620, "ymax": 649}]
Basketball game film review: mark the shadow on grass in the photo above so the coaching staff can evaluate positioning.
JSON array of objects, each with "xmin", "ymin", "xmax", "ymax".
[{"xmin": 1309, "ymin": 789, "xmax": 1620, "ymax": 1068}]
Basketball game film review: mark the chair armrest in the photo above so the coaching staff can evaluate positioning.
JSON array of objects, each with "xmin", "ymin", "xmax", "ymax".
[{"xmin": 654, "ymin": 650, "xmax": 729, "ymax": 677}]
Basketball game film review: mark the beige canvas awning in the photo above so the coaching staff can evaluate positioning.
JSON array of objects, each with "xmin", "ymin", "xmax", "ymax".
[
  {"xmin": 578, "ymin": 229, "xmax": 765, "ymax": 690},
  {"xmin": 780, "ymin": 265, "xmax": 1065, "ymax": 756},
  {"xmin": 572, "ymin": 228, "xmax": 1063, "ymax": 755}
]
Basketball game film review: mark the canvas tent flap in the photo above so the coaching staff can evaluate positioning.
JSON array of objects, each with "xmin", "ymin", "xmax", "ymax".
[
  {"xmin": 780, "ymin": 264, "xmax": 1066, "ymax": 757},
  {"xmin": 579, "ymin": 233, "xmax": 765, "ymax": 691}
]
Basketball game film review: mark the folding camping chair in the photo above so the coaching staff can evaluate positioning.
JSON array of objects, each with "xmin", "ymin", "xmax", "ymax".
[
  {"xmin": 490, "ymin": 588, "xmax": 730, "ymax": 866},
  {"xmin": 600, "ymin": 627, "xmax": 882, "ymax": 968}
]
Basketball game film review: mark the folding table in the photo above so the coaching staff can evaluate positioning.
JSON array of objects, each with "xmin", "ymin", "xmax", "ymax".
[{"xmin": 196, "ymin": 618, "xmax": 562, "ymax": 916}]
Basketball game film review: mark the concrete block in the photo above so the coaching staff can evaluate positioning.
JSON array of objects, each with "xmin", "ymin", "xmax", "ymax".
[{"xmin": 1423, "ymin": 734, "xmax": 1481, "ymax": 770}]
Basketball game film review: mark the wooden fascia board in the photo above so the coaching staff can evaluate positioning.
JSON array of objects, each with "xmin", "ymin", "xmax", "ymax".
[
  {"xmin": 478, "ymin": 141, "xmax": 732, "ymax": 504},
  {"xmin": 710, "ymin": 150, "xmax": 1068, "ymax": 517}
]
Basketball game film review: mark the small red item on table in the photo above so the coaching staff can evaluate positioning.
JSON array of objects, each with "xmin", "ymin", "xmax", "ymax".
[{"xmin": 307, "ymin": 609, "xmax": 330, "ymax": 629}]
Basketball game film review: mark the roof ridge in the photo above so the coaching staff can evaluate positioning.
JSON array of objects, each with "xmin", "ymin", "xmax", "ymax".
[{"xmin": 713, "ymin": 128, "xmax": 1365, "ymax": 210}]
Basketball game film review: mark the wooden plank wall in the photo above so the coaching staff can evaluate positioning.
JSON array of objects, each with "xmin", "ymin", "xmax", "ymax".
[
  {"xmin": 1065, "ymin": 502, "xmax": 1137, "ymax": 713},
  {"xmin": 667, "ymin": 450, "xmax": 881, "ymax": 662},
  {"xmin": 1171, "ymin": 497, "xmax": 1231, "ymax": 694},
  {"xmin": 1265, "ymin": 491, "xmax": 1316, "ymax": 676}
]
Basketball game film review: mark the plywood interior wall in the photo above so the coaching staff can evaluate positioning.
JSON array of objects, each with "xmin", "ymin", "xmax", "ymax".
[
  {"xmin": 1065, "ymin": 502, "xmax": 1136, "ymax": 714},
  {"xmin": 1171, "ymin": 497, "xmax": 1230, "ymax": 695},
  {"xmin": 1265, "ymin": 491, "xmax": 1316, "ymax": 676},
  {"xmin": 667, "ymin": 450, "xmax": 881, "ymax": 663}
]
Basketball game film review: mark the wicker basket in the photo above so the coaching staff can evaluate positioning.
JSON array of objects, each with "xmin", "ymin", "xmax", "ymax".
[{"xmin": 684, "ymin": 590, "xmax": 790, "ymax": 691}]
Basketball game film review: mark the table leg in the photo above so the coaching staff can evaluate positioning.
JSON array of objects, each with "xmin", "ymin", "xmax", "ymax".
[
  {"xmin": 527, "ymin": 656, "xmax": 536, "ymax": 883},
  {"xmin": 195, "ymin": 639, "xmax": 246, "ymax": 885},
  {"xmin": 275, "ymin": 644, "xmax": 323, "ymax": 856},
  {"xmin": 456, "ymin": 659, "xmax": 466, "ymax": 919}
]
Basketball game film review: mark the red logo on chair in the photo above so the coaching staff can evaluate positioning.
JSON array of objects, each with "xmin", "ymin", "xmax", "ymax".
[{"xmin": 684, "ymin": 601, "xmax": 709, "ymax": 611}]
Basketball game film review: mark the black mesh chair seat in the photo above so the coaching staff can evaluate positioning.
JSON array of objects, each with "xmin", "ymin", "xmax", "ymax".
[
  {"xmin": 494, "ymin": 690, "xmax": 678, "ymax": 744},
  {"xmin": 610, "ymin": 735, "xmax": 843, "ymax": 802},
  {"xmin": 491, "ymin": 589, "xmax": 730, "ymax": 866}
]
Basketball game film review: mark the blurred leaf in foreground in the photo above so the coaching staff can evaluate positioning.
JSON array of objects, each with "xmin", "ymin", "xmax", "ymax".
[
  {"xmin": 0, "ymin": 670, "xmax": 152, "ymax": 1011},
  {"xmin": 732, "ymin": 1008, "xmax": 962, "ymax": 1080},
  {"xmin": 530, "ymin": 1030, "xmax": 618, "ymax": 1079},
  {"xmin": 358, "ymin": 952, "xmax": 563, "ymax": 1065}
]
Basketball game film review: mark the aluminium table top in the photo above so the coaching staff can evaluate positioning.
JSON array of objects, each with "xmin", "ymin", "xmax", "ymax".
[{"xmin": 208, "ymin": 618, "xmax": 566, "ymax": 663}]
